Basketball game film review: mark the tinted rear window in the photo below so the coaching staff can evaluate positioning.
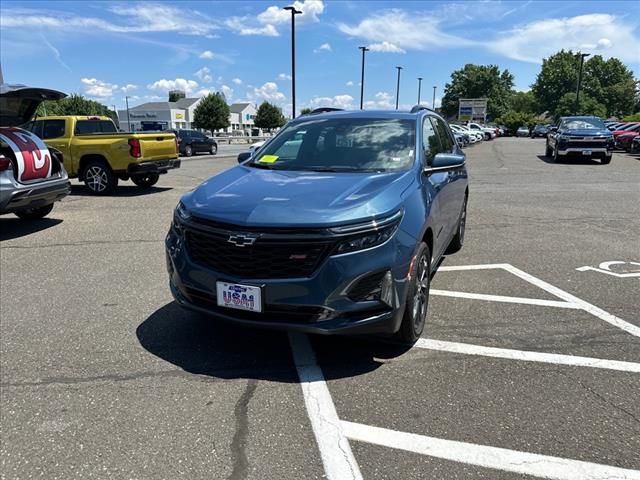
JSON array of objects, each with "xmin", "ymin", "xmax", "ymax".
[
  {"xmin": 75, "ymin": 120, "xmax": 117, "ymax": 135},
  {"xmin": 43, "ymin": 120, "xmax": 66, "ymax": 139}
]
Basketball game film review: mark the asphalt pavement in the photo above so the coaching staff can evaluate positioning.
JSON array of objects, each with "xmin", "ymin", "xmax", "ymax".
[{"xmin": 1, "ymin": 138, "xmax": 639, "ymax": 480}]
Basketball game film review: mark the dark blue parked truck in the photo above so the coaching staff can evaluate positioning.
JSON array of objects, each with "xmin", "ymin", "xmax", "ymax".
[
  {"xmin": 546, "ymin": 116, "xmax": 614, "ymax": 164},
  {"xmin": 165, "ymin": 106, "xmax": 468, "ymax": 343}
]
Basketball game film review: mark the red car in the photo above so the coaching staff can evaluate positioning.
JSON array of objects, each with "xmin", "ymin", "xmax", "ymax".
[
  {"xmin": 616, "ymin": 131, "xmax": 640, "ymax": 151},
  {"xmin": 612, "ymin": 122, "xmax": 640, "ymax": 141}
]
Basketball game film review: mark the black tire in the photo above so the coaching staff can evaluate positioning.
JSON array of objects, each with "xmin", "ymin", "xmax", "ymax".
[
  {"xmin": 550, "ymin": 145, "xmax": 559, "ymax": 163},
  {"xmin": 209, "ymin": 144, "xmax": 217, "ymax": 155},
  {"xmin": 445, "ymin": 197, "xmax": 467, "ymax": 254},
  {"xmin": 132, "ymin": 173, "xmax": 160, "ymax": 189},
  {"xmin": 545, "ymin": 141, "xmax": 552, "ymax": 158},
  {"xmin": 601, "ymin": 155, "xmax": 612, "ymax": 165},
  {"xmin": 396, "ymin": 242, "xmax": 431, "ymax": 344},
  {"xmin": 83, "ymin": 160, "xmax": 117, "ymax": 195},
  {"xmin": 184, "ymin": 145, "xmax": 193, "ymax": 157},
  {"xmin": 14, "ymin": 203, "xmax": 54, "ymax": 220}
]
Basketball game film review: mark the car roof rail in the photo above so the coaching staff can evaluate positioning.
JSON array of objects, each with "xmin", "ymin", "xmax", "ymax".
[
  {"xmin": 410, "ymin": 104, "xmax": 436, "ymax": 114},
  {"xmin": 309, "ymin": 107, "xmax": 344, "ymax": 114}
]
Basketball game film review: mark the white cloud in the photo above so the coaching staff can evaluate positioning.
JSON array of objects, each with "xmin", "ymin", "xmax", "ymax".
[
  {"xmin": 225, "ymin": 17, "xmax": 279, "ymax": 36},
  {"xmin": 194, "ymin": 67, "xmax": 213, "ymax": 83},
  {"xmin": 147, "ymin": 78, "xmax": 199, "ymax": 94},
  {"xmin": 277, "ymin": 73, "xmax": 293, "ymax": 81},
  {"xmin": 200, "ymin": 50, "xmax": 215, "ymax": 59},
  {"xmin": 248, "ymin": 82, "xmax": 286, "ymax": 103},
  {"xmin": 369, "ymin": 41, "xmax": 406, "ymax": 54},
  {"xmin": 363, "ymin": 91, "xmax": 395, "ymax": 109},
  {"xmin": 307, "ymin": 94, "xmax": 354, "ymax": 110},
  {"xmin": 489, "ymin": 14, "xmax": 640, "ymax": 64},
  {"xmin": 232, "ymin": 78, "xmax": 243, "ymax": 85},
  {"xmin": 314, "ymin": 42, "xmax": 332, "ymax": 53},
  {"xmin": 338, "ymin": 9, "xmax": 472, "ymax": 51},
  {"xmin": 120, "ymin": 84, "xmax": 137, "ymax": 93},
  {"xmin": 257, "ymin": 0, "xmax": 325, "ymax": 25},
  {"xmin": 81, "ymin": 78, "xmax": 117, "ymax": 97},
  {"xmin": 346, "ymin": 81, "xmax": 354, "ymax": 86},
  {"xmin": 221, "ymin": 85, "xmax": 234, "ymax": 101}
]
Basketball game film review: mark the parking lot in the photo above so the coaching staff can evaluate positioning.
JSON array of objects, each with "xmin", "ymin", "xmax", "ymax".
[{"xmin": 1, "ymin": 138, "xmax": 639, "ymax": 479}]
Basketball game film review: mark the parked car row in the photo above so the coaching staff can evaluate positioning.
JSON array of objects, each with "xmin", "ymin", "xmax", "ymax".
[{"xmin": 605, "ymin": 121, "xmax": 640, "ymax": 152}]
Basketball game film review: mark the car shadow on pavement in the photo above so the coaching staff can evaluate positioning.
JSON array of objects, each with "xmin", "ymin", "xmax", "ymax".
[
  {"xmin": 536, "ymin": 155, "xmax": 601, "ymax": 165},
  {"xmin": 70, "ymin": 185, "xmax": 173, "ymax": 197},
  {"xmin": 0, "ymin": 217, "xmax": 63, "ymax": 241},
  {"xmin": 137, "ymin": 302, "xmax": 412, "ymax": 383}
]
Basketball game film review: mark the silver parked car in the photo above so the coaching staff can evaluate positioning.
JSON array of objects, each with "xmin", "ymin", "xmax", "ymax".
[
  {"xmin": 516, "ymin": 126, "xmax": 530, "ymax": 137},
  {"xmin": 0, "ymin": 82, "xmax": 70, "ymax": 219}
]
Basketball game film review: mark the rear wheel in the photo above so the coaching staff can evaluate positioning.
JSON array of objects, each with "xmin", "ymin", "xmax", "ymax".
[
  {"xmin": 184, "ymin": 145, "xmax": 193, "ymax": 157},
  {"xmin": 209, "ymin": 144, "xmax": 217, "ymax": 155},
  {"xmin": 132, "ymin": 173, "xmax": 160, "ymax": 188},
  {"xmin": 83, "ymin": 160, "xmax": 117, "ymax": 195},
  {"xmin": 396, "ymin": 243, "xmax": 431, "ymax": 344},
  {"xmin": 15, "ymin": 203, "xmax": 54, "ymax": 220}
]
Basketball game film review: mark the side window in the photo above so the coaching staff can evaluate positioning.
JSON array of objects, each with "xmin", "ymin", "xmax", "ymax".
[
  {"xmin": 431, "ymin": 117, "xmax": 454, "ymax": 153},
  {"xmin": 26, "ymin": 120, "xmax": 44, "ymax": 138},
  {"xmin": 422, "ymin": 117, "xmax": 439, "ymax": 166},
  {"xmin": 42, "ymin": 120, "xmax": 66, "ymax": 139}
]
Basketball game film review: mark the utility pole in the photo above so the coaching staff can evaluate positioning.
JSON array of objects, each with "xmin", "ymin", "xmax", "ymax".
[
  {"xmin": 125, "ymin": 96, "xmax": 132, "ymax": 132},
  {"xmin": 432, "ymin": 86, "xmax": 437, "ymax": 110},
  {"xmin": 284, "ymin": 6, "xmax": 302, "ymax": 118},
  {"xmin": 395, "ymin": 66, "xmax": 403, "ymax": 110},
  {"xmin": 359, "ymin": 46, "xmax": 369, "ymax": 109},
  {"xmin": 417, "ymin": 77, "xmax": 423, "ymax": 104},
  {"xmin": 575, "ymin": 52, "xmax": 590, "ymax": 115}
]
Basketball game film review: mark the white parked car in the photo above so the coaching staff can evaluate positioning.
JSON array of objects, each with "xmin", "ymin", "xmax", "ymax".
[
  {"xmin": 450, "ymin": 124, "xmax": 482, "ymax": 142},
  {"xmin": 467, "ymin": 122, "xmax": 496, "ymax": 140},
  {"xmin": 249, "ymin": 140, "xmax": 265, "ymax": 153},
  {"xmin": 516, "ymin": 126, "xmax": 530, "ymax": 137}
]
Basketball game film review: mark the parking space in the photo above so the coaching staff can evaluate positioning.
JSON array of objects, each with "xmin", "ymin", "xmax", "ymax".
[{"xmin": 1, "ymin": 139, "xmax": 639, "ymax": 479}]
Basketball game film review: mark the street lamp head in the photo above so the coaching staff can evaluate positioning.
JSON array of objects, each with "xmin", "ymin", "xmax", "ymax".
[
  {"xmin": 359, "ymin": 46, "xmax": 369, "ymax": 52},
  {"xmin": 283, "ymin": 6, "xmax": 302, "ymax": 14},
  {"xmin": 396, "ymin": 66, "xmax": 403, "ymax": 70},
  {"xmin": 418, "ymin": 77, "xmax": 423, "ymax": 81}
]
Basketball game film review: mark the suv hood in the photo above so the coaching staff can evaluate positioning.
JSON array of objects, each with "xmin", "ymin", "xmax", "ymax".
[
  {"xmin": 185, "ymin": 165, "xmax": 414, "ymax": 227},
  {"xmin": 0, "ymin": 84, "xmax": 67, "ymax": 127}
]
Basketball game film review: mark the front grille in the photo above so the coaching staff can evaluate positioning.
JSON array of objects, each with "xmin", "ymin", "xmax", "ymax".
[
  {"xmin": 186, "ymin": 228, "xmax": 333, "ymax": 279},
  {"xmin": 565, "ymin": 141, "xmax": 607, "ymax": 149}
]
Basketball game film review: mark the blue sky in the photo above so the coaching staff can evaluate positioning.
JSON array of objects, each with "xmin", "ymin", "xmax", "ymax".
[{"xmin": 1, "ymin": 1, "xmax": 638, "ymax": 116}]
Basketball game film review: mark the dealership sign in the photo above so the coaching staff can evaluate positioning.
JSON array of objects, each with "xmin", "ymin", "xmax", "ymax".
[{"xmin": 458, "ymin": 99, "xmax": 488, "ymax": 122}]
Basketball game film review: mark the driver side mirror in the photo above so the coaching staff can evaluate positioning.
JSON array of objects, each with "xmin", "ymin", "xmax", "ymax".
[
  {"xmin": 428, "ymin": 153, "xmax": 465, "ymax": 171},
  {"xmin": 237, "ymin": 151, "xmax": 252, "ymax": 163},
  {"xmin": 550, "ymin": 126, "xmax": 558, "ymax": 132}
]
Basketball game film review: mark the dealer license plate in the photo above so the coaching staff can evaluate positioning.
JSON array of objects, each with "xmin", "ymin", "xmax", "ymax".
[
  {"xmin": 216, "ymin": 282, "xmax": 262, "ymax": 313},
  {"xmin": 583, "ymin": 150, "xmax": 592, "ymax": 155}
]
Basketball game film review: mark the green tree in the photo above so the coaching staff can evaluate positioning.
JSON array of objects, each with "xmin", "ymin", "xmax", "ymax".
[
  {"xmin": 441, "ymin": 64, "xmax": 515, "ymax": 120},
  {"xmin": 531, "ymin": 50, "xmax": 580, "ymax": 115},
  {"xmin": 300, "ymin": 107, "xmax": 313, "ymax": 115},
  {"xmin": 254, "ymin": 102, "xmax": 286, "ymax": 130},
  {"xmin": 509, "ymin": 91, "xmax": 538, "ymax": 114},
  {"xmin": 494, "ymin": 111, "xmax": 536, "ymax": 134},
  {"xmin": 553, "ymin": 92, "xmax": 607, "ymax": 120},
  {"xmin": 582, "ymin": 55, "xmax": 637, "ymax": 118},
  {"xmin": 192, "ymin": 93, "xmax": 230, "ymax": 132},
  {"xmin": 169, "ymin": 90, "xmax": 186, "ymax": 102},
  {"xmin": 36, "ymin": 94, "xmax": 114, "ymax": 119},
  {"xmin": 622, "ymin": 112, "xmax": 640, "ymax": 122}
]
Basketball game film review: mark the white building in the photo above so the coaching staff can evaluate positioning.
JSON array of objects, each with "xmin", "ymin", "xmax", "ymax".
[{"xmin": 118, "ymin": 99, "xmax": 258, "ymax": 135}]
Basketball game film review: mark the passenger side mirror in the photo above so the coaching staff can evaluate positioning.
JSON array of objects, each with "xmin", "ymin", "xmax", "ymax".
[
  {"xmin": 429, "ymin": 153, "xmax": 465, "ymax": 171},
  {"xmin": 237, "ymin": 151, "xmax": 252, "ymax": 163}
]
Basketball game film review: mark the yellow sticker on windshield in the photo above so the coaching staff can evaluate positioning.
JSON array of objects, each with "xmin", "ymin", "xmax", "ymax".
[{"xmin": 259, "ymin": 155, "xmax": 279, "ymax": 164}]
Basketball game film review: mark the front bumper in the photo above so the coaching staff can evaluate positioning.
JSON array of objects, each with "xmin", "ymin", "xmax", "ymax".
[
  {"xmin": 165, "ymin": 224, "xmax": 416, "ymax": 335},
  {"xmin": 127, "ymin": 158, "xmax": 181, "ymax": 175},
  {"xmin": 557, "ymin": 146, "xmax": 612, "ymax": 157},
  {"xmin": 0, "ymin": 171, "xmax": 70, "ymax": 214}
]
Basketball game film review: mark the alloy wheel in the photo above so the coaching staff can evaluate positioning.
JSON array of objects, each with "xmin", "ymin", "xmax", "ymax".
[
  {"xmin": 412, "ymin": 254, "xmax": 429, "ymax": 330},
  {"xmin": 86, "ymin": 166, "xmax": 108, "ymax": 193}
]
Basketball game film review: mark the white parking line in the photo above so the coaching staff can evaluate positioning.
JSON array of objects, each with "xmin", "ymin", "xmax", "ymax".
[
  {"xmin": 341, "ymin": 421, "xmax": 640, "ymax": 480},
  {"xmin": 430, "ymin": 289, "xmax": 580, "ymax": 309},
  {"xmin": 288, "ymin": 333, "xmax": 363, "ymax": 480},
  {"xmin": 414, "ymin": 338, "xmax": 640, "ymax": 373},
  {"xmin": 439, "ymin": 263, "xmax": 509, "ymax": 271}
]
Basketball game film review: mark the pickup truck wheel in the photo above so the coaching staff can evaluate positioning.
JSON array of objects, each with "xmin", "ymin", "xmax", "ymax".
[
  {"xmin": 14, "ymin": 203, "xmax": 54, "ymax": 220},
  {"xmin": 445, "ymin": 197, "xmax": 467, "ymax": 254},
  {"xmin": 396, "ymin": 242, "xmax": 431, "ymax": 344},
  {"xmin": 550, "ymin": 146, "xmax": 559, "ymax": 163},
  {"xmin": 601, "ymin": 155, "xmax": 612, "ymax": 165},
  {"xmin": 545, "ymin": 141, "xmax": 552, "ymax": 158},
  {"xmin": 209, "ymin": 144, "xmax": 217, "ymax": 155},
  {"xmin": 184, "ymin": 145, "xmax": 193, "ymax": 157},
  {"xmin": 132, "ymin": 173, "xmax": 160, "ymax": 188},
  {"xmin": 84, "ymin": 160, "xmax": 117, "ymax": 195}
]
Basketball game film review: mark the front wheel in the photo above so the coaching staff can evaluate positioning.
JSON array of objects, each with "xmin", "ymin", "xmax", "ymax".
[
  {"xmin": 209, "ymin": 144, "xmax": 217, "ymax": 155},
  {"xmin": 545, "ymin": 141, "xmax": 552, "ymax": 158},
  {"xmin": 396, "ymin": 242, "xmax": 431, "ymax": 344},
  {"xmin": 132, "ymin": 173, "xmax": 160, "ymax": 189},
  {"xmin": 14, "ymin": 203, "xmax": 54, "ymax": 220},
  {"xmin": 601, "ymin": 155, "xmax": 612, "ymax": 165},
  {"xmin": 445, "ymin": 197, "xmax": 467, "ymax": 254}
]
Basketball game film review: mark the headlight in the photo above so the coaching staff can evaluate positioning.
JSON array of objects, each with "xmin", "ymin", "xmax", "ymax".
[
  {"xmin": 332, "ymin": 211, "xmax": 402, "ymax": 254},
  {"xmin": 175, "ymin": 201, "xmax": 191, "ymax": 221}
]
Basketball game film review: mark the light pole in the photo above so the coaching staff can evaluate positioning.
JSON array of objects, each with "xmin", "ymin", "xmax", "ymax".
[
  {"xmin": 575, "ymin": 52, "xmax": 590, "ymax": 115},
  {"xmin": 125, "ymin": 96, "xmax": 132, "ymax": 132},
  {"xmin": 417, "ymin": 77, "xmax": 423, "ymax": 104},
  {"xmin": 284, "ymin": 6, "xmax": 302, "ymax": 118},
  {"xmin": 359, "ymin": 46, "xmax": 369, "ymax": 110},
  {"xmin": 395, "ymin": 66, "xmax": 403, "ymax": 110},
  {"xmin": 432, "ymin": 86, "xmax": 437, "ymax": 110}
]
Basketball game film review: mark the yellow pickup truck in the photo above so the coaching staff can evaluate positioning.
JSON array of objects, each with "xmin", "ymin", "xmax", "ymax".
[{"xmin": 26, "ymin": 116, "xmax": 180, "ymax": 194}]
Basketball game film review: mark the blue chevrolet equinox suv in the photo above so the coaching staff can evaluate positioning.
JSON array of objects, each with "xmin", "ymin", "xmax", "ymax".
[{"xmin": 166, "ymin": 106, "xmax": 468, "ymax": 342}]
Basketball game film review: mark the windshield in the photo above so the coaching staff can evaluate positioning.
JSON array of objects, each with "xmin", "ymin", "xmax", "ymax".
[
  {"xmin": 249, "ymin": 117, "xmax": 415, "ymax": 172},
  {"xmin": 560, "ymin": 117, "xmax": 605, "ymax": 130}
]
